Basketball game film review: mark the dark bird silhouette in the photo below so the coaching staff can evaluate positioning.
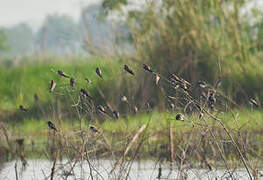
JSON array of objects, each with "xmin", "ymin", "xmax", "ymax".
[
  {"xmin": 85, "ymin": 77, "xmax": 91, "ymax": 84},
  {"xmin": 48, "ymin": 121, "xmax": 57, "ymax": 131},
  {"xmin": 249, "ymin": 98, "xmax": 259, "ymax": 107},
  {"xmin": 96, "ymin": 67, "xmax": 103, "ymax": 78},
  {"xmin": 97, "ymin": 105, "xmax": 106, "ymax": 114},
  {"xmin": 113, "ymin": 110, "xmax": 120, "ymax": 119},
  {"xmin": 49, "ymin": 80, "xmax": 56, "ymax": 92},
  {"xmin": 34, "ymin": 94, "xmax": 39, "ymax": 102},
  {"xmin": 19, "ymin": 105, "xmax": 27, "ymax": 112},
  {"xmin": 89, "ymin": 125, "xmax": 98, "ymax": 133},
  {"xmin": 70, "ymin": 77, "xmax": 75, "ymax": 87},
  {"xmin": 208, "ymin": 89, "xmax": 216, "ymax": 110},
  {"xmin": 58, "ymin": 70, "xmax": 69, "ymax": 78},
  {"xmin": 143, "ymin": 64, "xmax": 153, "ymax": 73},
  {"xmin": 124, "ymin": 65, "xmax": 134, "ymax": 75},
  {"xmin": 175, "ymin": 113, "xmax": 184, "ymax": 121},
  {"xmin": 80, "ymin": 89, "xmax": 92, "ymax": 99}
]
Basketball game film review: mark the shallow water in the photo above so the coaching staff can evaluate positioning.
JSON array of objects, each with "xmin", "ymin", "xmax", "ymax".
[{"xmin": 0, "ymin": 159, "xmax": 254, "ymax": 180}]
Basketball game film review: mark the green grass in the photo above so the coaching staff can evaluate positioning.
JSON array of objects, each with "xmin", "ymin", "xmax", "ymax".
[
  {"xmin": 0, "ymin": 56, "xmax": 121, "ymax": 110},
  {"xmin": 8, "ymin": 109, "xmax": 263, "ymax": 143}
]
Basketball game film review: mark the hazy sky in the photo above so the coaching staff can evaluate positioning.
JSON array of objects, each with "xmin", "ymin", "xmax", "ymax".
[
  {"xmin": 0, "ymin": 0, "xmax": 94, "ymax": 29},
  {"xmin": 0, "ymin": 0, "xmax": 262, "ymax": 30}
]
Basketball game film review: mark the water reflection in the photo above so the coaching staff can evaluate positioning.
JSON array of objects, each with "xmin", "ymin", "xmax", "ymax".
[{"xmin": 0, "ymin": 159, "xmax": 253, "ymax": 180}]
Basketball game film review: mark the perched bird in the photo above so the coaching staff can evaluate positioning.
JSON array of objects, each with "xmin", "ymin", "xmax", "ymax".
[
  {"xmin": 97, "ymin": 105, "xmax": 106, "ymax": 114},
  {"xmin": 171, "ymin": 74, "xmax": 191, "ymax": 86},
  {"xmin": 96, "ymin": 67, "xmax": 103, "ymax": 78},
  {"xmin": 133, "ymin": 106, "xmax": 138, "ymax": 114},
  {"xmin": 143, "ymin": 64, "xmax": 153, "ymax": 73},
  {"xmin": 215, "ymin": 79, "xmax": 221, "ymax": 89},
  {"xmin": 124, "ymin": 65, "xmax": 134, "ymax": 75},
  {"xmin": 175, "ymin": 113, "xmax": 184, "ymax": 121},
  {"xmin": 89, "ymin": 125, "xmax": 98, "ymax": 133},
  {"xmin": 155, "ymin": 74, "xmax": 160, "ymax": 85},
  {"xmin": 121, "ymin": 96, "xmax": 128, "ymax": 103},
  {"xmin": 49, "ymin": 80, "xmax": 56, "ymax": 92},
  {"xmin": 48, "ymin": 121, "xmax": 57, "ymax": 131},
  {"xmin": 34, "ymin": 94, "xmax": 39, "ymax": 102},
  {"xmin": 19, "ymin": 105, "xmax": 27, "ymax": 112},
  {"xmin": 169, "ymin": 103, "xmax": 175, "ymax": 110},
  {"xmin": 249, "ymin": 98, "xmax": 259, "ymax": 107},
  {"xmin": 198, "ymin": 80, "xmax": 207, "ymax": 88},
  {"xmin": 199, "ymin": 112, "xmax": 204, "ymax": 119},
  {"xmin": 113, "ymin": 110, "xmax": 120, "ymax": 119},
  {"xmin": 208, "ymin": 90, "xmax": 216, "ymax": 110},
  {"xmin": 70, "ymin": 77, "xmax": 75, "ymax": 87},
  {"xmin": 58, "ymin": 70, "xmax": 69, "ymax": 78},
  {"xmin": 85, "ymin": 77, "xmax": 92, "ymax": 84},
  {"xmin": 80, "ymin": 89, "xmax": 92, "ymax": 99}
]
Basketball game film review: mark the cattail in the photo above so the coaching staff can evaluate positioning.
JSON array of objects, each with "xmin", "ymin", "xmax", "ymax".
[
  {"xmin": 19, "ymin": 105, "xmax": 27, "ymax": 112},
  {"xmin": 143, "ymin": 64, "xmax": 153, "ymax": 73},
  {"xmin": 49, "ymin": 80, "xmax": 56, "ymax": 92},
  {"xmin": 85, "ymin": 77, "xmax": 92, "ymax": 84},
  {"xmin": 70, "ymin": 77, "xmax": 75, "ymax": 87},
  {"xmin": 175, "ymin": 113, "xmax": 184, "ymax": 121},
  {"xmin": 124, "ymin": 65, "xmax": 134, "ymax": 75},
  {"xmin": 96, "ymin": 67, "xmax": 103, "ymax": 78},
  {"xmin": 155, "ymin": 74, "xmax": 160, "ymax": 85},
  {"xmin": 113, "ymin": 110, "xmax": 120, "ymax": 119},
  {"xmin": 58, "ymin": 70, "xmax": 69, "ymax": 78},
  {"xmin": 89, "ymin": 125, "xmax": 98, "ymax": 133},
  {"xmin": 48, "ymin": 121, "xmax": 57, "ymax": 131}
]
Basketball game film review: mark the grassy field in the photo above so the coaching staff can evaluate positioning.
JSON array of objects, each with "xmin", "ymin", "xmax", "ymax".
[{"xmin": 0, "ymin": 56, "xmax": 121, "ymax": 110}]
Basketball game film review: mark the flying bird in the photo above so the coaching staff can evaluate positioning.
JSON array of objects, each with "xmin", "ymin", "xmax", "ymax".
[
  {"xmin": 19, "ymin": 105, "xmax": 27, "ymax": 112},
  {"xmin": 175, "ymin": 113, "xmax": 184, "ymax": 121},
  {"xmin": 143, "ymin": 64, "xmax": 153, "ymax": 73},
  {"xmin": 49, "ymin": 80, "xmax": 56, "ymax": 92},
  {"xmin": 70, "ymin": 77, "xmax": 75, "ymax": 87},
  {"xmin": 58, "ymin": 70, "xmax": 69, "ymax": 78},
  {"xmin": 124, "ymin": 65, "xmax": 134, "ymax": 75},
  {"xmin": 96, "ymin": 67, "xmax": 103, "ymax": 78},
  {"xmin": 89, "ymin": 125, "xmax": 98, "ymax": 133},
  {"xmin": 113, "ymin": 110, "xmax": 120, "ymax": 119},
  {"xmin": 85, "ymin": 77, "xmax": 92, "ymax": 84},
  {"xmin": 48, "ymin": 121, "xmax": 57, "ymax": 131}
]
